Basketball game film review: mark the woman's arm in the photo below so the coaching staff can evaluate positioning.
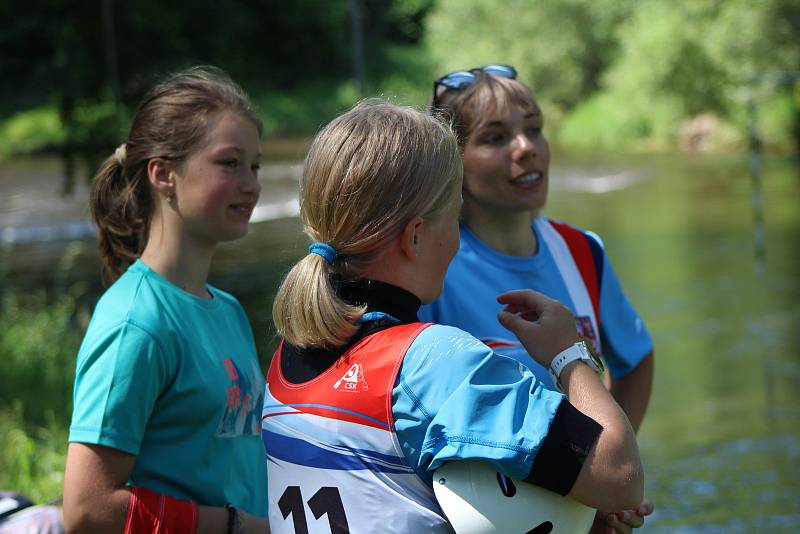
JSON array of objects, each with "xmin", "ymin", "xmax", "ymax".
[
  {"xmin": 558, "ymin": 361, "xmax": 643, "ymax": 511},
  {"xmin": 497, "ymin": 290, "xmax": 644, "ymax": 512},
  {"xmin": 63, "ymin": 443, "xmax": 268, "ymax": 534},
  {"xmin": 63, "ymin": 443, "xmax": 133, "ymax": 532},
  {"xmin": 608, "ymin": 352, "xmax": 653, "ymax": 433}
]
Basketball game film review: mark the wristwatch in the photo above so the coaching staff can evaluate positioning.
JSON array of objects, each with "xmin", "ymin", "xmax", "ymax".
[{"xmin": 548, "ymin": 340, "xmax": 604, "ymax": 391}]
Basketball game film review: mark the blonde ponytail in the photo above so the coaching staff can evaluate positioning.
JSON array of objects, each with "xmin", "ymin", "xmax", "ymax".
[
  {"xmin": 273, "ymin": 253, "xmax": 364, "ymax": 349},
  {"xmin": 273, "ymin": 99, "xmax": 462, "ymax": 349}
]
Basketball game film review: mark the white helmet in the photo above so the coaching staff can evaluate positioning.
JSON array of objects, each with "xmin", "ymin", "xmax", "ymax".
[{"xmin": 433, "ymin": 460, "xmax": 595, "ymax": 534}]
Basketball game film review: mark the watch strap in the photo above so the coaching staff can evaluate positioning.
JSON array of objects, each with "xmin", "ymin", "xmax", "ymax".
[{"xmin": 549, "ymin": 341, "xmax": 599, "ymax": 391}]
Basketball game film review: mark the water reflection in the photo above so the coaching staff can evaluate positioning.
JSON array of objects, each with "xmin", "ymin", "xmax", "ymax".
[
  {"xmin": 546, "ymin": 153, "xmax": 800, "ymax": 532},
  {"xmin": 1, "ymin": 152, "xmax": 799, "ymax": 530}
]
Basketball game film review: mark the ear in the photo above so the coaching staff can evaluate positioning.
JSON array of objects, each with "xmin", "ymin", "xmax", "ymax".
[
  {"xmin": 146, "ymin": 158, "xmax": 176, "ymax": 198},
  {"xmin": 399, "ymin": 216, "xmax": 425, "ymax": 261}
]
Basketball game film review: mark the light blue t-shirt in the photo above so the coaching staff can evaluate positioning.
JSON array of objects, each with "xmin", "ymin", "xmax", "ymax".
[
  {"xmin": 420, "ymin": 221, "xmax": 652, "ymax": 388},
  {"xmin": 69, "ymin": 260, "xmax": 267, "ymax": 517},
  {"xmin": 392, "ymin": 323, "xmax": 565, "ymax": 483}
]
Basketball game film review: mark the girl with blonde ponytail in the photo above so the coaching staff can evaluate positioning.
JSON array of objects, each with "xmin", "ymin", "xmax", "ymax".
[
  {"xmin": 263, "ymin": 100, "xmax": 643, "ymax": 533},
  {"xmin": 64, "ymin": 66, "xmax": 268, "ymax": 533},
  {"xmin": 272, "ymin": 98, "xmax": 462, "ymax": 349}
]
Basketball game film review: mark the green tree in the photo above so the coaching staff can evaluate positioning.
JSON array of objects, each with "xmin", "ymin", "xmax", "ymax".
[
  {"xmin": 423, "ymin": 0, "xmax": 635, "ymax": 110},
  {"xmin": 0, "ymin": 0, "xmax": 437, "ymax": 175},
  {"xmin": 559, "ymin": 0, "xmax": 800, "ymax": 149}
]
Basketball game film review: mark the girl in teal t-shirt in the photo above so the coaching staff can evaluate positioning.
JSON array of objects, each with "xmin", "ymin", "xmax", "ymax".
[{"xmin": 63, "ymin": 67, "xmax": 268, "ymax": 533}]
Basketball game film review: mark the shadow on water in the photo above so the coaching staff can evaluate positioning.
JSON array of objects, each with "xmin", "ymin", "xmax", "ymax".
[{"xmin": 2, "ymin": 150, "xmax": 799, "ymax": 531}]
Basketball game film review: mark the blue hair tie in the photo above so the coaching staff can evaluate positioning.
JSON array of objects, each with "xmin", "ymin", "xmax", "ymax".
[{"xmin": 308, "ymin": 242, "xmax": 337, "ymax": 265}]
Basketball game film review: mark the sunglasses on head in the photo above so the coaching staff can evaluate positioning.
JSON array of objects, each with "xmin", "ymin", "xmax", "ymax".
[{"xmin": 432, "ymin": 64, "xmax": 517, "ymax": 107}]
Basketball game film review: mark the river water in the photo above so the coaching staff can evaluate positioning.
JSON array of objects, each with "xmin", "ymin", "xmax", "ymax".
[{"xmin": 2, "ymin": 151, "xmax": 799, "ymax": 531}]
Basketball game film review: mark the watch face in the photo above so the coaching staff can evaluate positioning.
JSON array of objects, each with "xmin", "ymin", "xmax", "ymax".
[{"xmin": 578, "ymin": 339, "xmax": 604, "ymax": 373}]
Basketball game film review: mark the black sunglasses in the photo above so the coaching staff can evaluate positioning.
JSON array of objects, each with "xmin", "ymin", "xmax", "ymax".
[{"xmin": 432, "ymin": 64, "xmax": 517, "ymax": 107}]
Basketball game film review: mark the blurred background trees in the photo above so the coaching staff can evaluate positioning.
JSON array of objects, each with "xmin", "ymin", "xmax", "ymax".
[
  {"xmin": 425, "ymin": 0, "xmax": 800, "ymax": 151},
  {"xmin": 0, "ymin": 0, "xmax": 798, "ymax": 176}
]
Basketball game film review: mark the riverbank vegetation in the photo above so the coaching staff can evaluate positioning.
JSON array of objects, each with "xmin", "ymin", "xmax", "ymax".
[
  {"xmin": 0, "ymin": 290, "xmax": 87, "ymax": 501},
  {"xmin": 1, "ymin": 0, "xmax": 798, "ymax": 171}
]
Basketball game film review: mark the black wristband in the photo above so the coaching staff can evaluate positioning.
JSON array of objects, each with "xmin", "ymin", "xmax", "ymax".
[
  {"xmin": 525, "ymin": 399, "xmax": 602, "ymax": 495},
  {"xmin": 224, "ymin": 502, "xmax": 237, "ymax": 534}
]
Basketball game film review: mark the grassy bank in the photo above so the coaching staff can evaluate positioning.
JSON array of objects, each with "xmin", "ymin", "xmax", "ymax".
[{"xmin": 0, "ymin": 290, "xmax": 87, "ymax": 502}]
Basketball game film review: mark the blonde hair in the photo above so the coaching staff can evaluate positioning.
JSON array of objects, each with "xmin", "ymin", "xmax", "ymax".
[
  {"xmin": 90, "ymin": 66, "xmax": 261, "ymax": 285},
  {"xmin": 432, "ymin": 72, "xmax": 537, "ymax": 147},
  {"xmin": 273, "ymin": 99, "xmax": 462, "ymax": 349}
]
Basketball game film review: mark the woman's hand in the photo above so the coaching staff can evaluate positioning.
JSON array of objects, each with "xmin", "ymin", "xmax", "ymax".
[
  {"xmin": 589, "ymin": 499, "xmax": 654, "ymax": 534},
  {"xmin": 496, "ymin": 289, "xmax": 579, "ymax": 368},
  {"xmin": 499, "ymin": 289, "xmax": 644, "ymax": 511}
]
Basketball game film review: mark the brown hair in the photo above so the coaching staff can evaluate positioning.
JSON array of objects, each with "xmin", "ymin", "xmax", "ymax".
[
  {"xmin": 432, "ymin": 72, "xmax": 538, "ymax": 147},
  {"xmin": 272, "ymin": 99, "xmax": 462, "ymax": 349},
  {"xmin": 90, "ymin": 66, "xmax": 261, "ymax": 285}
]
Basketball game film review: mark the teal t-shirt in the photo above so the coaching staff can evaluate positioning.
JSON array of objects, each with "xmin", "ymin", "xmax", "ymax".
[{"xmin": 69, "ymin": 260, "xmax": 267, "ymax": 517}]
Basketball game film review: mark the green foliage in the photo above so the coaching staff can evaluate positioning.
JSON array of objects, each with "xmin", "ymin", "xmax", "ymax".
[
  {"xmin": 1, "ymin": 0, "xmax": 798, "ymax": 154},
  {"xmin": 759, "ymin": 91, "xmax": 799, "ymax": 147},
  {"xmin": 702, "ymin": 0, "xmax": 800, "ymax": 78},
  {"xmin": 0, "ymin": 404, "xmax": 67, "ymax": 503},
  {"xmin": 68, "ymin": 101, "xmax": 127, "ymax": 150},
  {"xmin": 556, "ymin": 93, "xmax": 676, "ymax": 150},
  {"xmin": 424, "ymin": 0, "xmax": 635, "ymax": 109},
  {"xmin": 0, "ymin": 107, "xmax": 64, "ymax": 159},
  {"xmin": 0, "ymin": 291, "xmax": 84, "ymax": 427},
  {"xmin": 0, "ymin": 290, "xmax": 85, "ymax": 501},
  {"xmin": 608, "ymin": 2, "xmax": 730, "ymax": 112},
  {"xmin": 0, "ymin": 100, "xmax": 127, "ymax": 163},
  {"xmin": 255, "ymin": 81, "xmax": 361, "ymax": 137},
  {"xmin": 0, "ymin": 0, "xmax": 438, "ymax": 164},
  {"xmin": 558, "ymin": 0, "xmax": 799, "ymax": 149},
  {"xmin": 421, "ymin": 0, "xmax": 800, "ymax": 150},
  {"xmin": 374, "ymin": 44, "xmax": 439, "ymax": 106}
]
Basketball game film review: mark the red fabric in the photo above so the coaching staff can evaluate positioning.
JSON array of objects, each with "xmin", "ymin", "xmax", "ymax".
[
  {"xmin": 124, "ymin": 486, "xmax": 198, "ymax": 534},
  {"xmin": 549, "ymin": 220, "xmax": 601, "ymax": 325},
  {"xmin": 266, "ymin": 323, "xmax": 431, "ymax": 430}
]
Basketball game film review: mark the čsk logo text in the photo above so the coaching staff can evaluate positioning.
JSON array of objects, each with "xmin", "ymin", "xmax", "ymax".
[{"xmin": 333, "ymin": 362, "xmax": 369, "ymax": 392}]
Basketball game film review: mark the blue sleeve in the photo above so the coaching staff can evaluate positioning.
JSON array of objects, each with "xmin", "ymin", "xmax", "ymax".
[
  {"xmin": 595, "ymin": 241, "xmax": 653, "ymax": 378},
  {"xmin": 68, "ymin": 320, "xmax": 173, "ymax": 455},
  {"xmin": 392, "ymin": 325, "xmax": 564, "ymax": 484}
]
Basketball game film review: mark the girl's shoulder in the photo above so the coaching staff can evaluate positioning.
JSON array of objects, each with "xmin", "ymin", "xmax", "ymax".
[
  {"xmin": 82, "ymin": 268, "xmax": 170, "ymax": 351},
  {"xmin": 535, "ymin": 217, "xmax": 605, "ymax": 249},
  {"xmin": 92, "ymin": 263, "xmax": 155, "ymax": 321},
  {"xmin": 404, "ymin": 324, "xmax": 497, "ymax": 377},
  {"xmin": 415, "ymin": 322, "xmax": 484, "ymax": 344},
  {"xmin": 89, "ymin": 262, "xmax": 206, "ymax": 338}
]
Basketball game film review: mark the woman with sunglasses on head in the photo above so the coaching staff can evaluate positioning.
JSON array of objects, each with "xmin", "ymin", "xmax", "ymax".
[
  {"xmin": 263, "ymin": 99, "xmax": 643, "ymax": 533},
  {"xmin": 62, "ymin": 67, "xmax": 268, "ymax": 533},
  {"xmin": 420, "ymin": 64, "xmax": 655, "ymax": 532}
]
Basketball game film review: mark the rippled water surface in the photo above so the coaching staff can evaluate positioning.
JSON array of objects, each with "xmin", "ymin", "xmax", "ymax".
[
  {"xmin": 546, "ymin": 152, "xmax": 800, "ymax": 532},
  {"xmin": 2, "ymin": 150, "xmax": 799, "ymax": 531}
]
